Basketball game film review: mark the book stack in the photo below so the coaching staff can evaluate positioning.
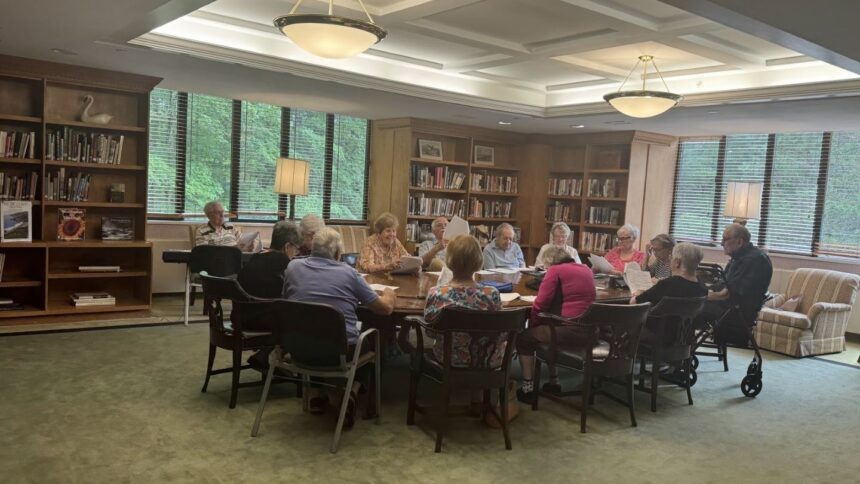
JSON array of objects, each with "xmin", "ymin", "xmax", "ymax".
[
  {"xmin": 78, "ymin": 266, "xmax": 121, "ymax": 273},
  {"xmin": 0, "ymin": 172, "xmax": 38, "ymax": 200},
  {"xmin": 587, "ymin": 178, "xmax": 617, "ymax": 198},
  {"xmin": 581, "ymin": 231, "xmax": 615, "ymax": 253},
  {"xmin": 548, "ymin": 177, "xmax": 582, "ymax": 196},
  {"xmin": 46, "ymin": 128, "xmax": 124, "ymax": 164},
  {"xmin": 410, "ymin": 166, "xmax": 466, "ymax": 190},
  {"xmin": 0, "ymin": 130, "xmax": 36, "ymax": 158},
  {"xmin": 70, "ymin": 292, "xmax": 116, "ymax": 307},
  {"xmin": 470, "ymin": 171, "xmax": 518, "ymax": 193},
  {"xmin": 0, "ymin": 298, "xmax": 23, "ymax": 311},
  {"xmin": 546, "ymin": 201, "xmax": 576, "ymax": 222},
  {"xmin": 44, "ymin": 169, "xmax": 91, "ymax": 201},
  {"xmin": 469, "ymin": 198, "xmax": 512, "ymax": 219},
  {"xmin": 408, "ymin": 194, "xmax": 465, "ymax": 217},
  {"xmin": 405, "ymin": 221, "xmax": 432, "ymax": 243},
  {"xmin": 587, "ymin": 206, "xmax": 621, "ymax": 225}
]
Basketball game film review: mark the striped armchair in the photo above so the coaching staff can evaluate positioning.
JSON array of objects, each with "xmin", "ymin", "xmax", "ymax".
[{"xmin": 753, "ymin": 268, "xmax": 859, "ymax": 357}]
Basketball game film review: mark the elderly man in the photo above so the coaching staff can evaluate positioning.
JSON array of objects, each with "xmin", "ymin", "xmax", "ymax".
[
  {"xmin": 482, "ymin": 223, "xmax": 525, "ymax": 269},
  {"xmin": 194, "ymin": 201, "xmax": 242, "ymax": 247},
  {"xmin": 283, "ymin": 227, "xmax": 395, "ymax": 424},
  {"xmin": 298, "ymin": 213, "xmax": 325, "ymax": 256},
  {"xmin": 697, "ymin": 223, "xmax": 772, "ymax": 344},
  {"xmin": 417, "ymin": 216, "xmax": 448, "ymax": 270}
]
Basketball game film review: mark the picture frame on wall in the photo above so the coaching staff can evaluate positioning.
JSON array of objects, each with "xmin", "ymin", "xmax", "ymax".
[
  {"xmin": 418, "ymin": 139, "xmax": 443, "ymax": 160},
  {"xmin": 474, "ymin": 145, "xmax": 495, "ymax": 165},
  {"xmin": 1, "ymin": 201, "xmax": 32, "ymax": 242}
]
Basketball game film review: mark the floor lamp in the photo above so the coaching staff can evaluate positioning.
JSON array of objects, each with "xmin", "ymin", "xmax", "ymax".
[
  {"xmin": 274, "ymin": 157, "xmax": 310, "ymax": 198},
  {"xmin": 724, "ymin": 182, "xmax": 762, "ymax": 226}
]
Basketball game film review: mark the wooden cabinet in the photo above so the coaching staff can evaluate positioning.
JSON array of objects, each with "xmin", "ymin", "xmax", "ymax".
[{"xmin": 0, "ymin": 55, "xmax": 160, "ymax": 323}]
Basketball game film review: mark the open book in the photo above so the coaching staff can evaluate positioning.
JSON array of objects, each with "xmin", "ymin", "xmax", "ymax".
[
  {"xmin": 623, "ymin": 262, "xmax": 653, "ymax": 294},
  {"xmin": 391, "ymin": 255, "xmax": 422, "ymax": 275}
]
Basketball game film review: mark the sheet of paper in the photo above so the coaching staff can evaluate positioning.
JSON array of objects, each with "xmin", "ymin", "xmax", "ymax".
[
  {"xmin": 623, "ymin": 263, "xmax": 653, "ymax": 293},
  {"xmin": 520, "ymin": 295, "xmax": 537, "ymax": 303},
  {"xmin": 369, "ymin": 284, "xmax": 398, "ymax": 292},
  {"xmin": 589, "ymin": 254, "xmax": 615, "ymax": 274},
  {"xmin": 518, "ymin": 266, "xmax": 537, "ymax": 272},
  {"xmin": 237, "ymin": 231, "xmax": 261, "ymax": 252},
  {"xmin": 424, "ymin": 271, "xmax": 443, "ymax": 277},
  {"xmin": 390, "ymin": 255, "xmax": 422, "ymax": 275},
  {"xmin": 476, "ymin": 270, "xmax": 494, "ymax": 275},
  {"xmin": 487, "ymin": 267, "xmax": 520, "ymax": 275},
  {"xmin": 443, "ymin": 215, "xmax": 470, "ymax": 241},
  {"xmin": 500, "ymin": 292, "xmax": 520, "ymax": 303}
]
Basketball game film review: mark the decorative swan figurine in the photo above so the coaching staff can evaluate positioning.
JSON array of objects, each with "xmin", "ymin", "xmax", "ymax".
[{"xmin": 80, "ymin": 95, "xmax": 113, "ymax": 124}]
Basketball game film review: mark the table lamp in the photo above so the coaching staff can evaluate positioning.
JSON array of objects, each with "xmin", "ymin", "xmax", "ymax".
[
  {"xmin": 273, "ymin": 157, "xmax": 310, "ymax": 195},
  {"xmin": 724, "ymin": 181, "xmax": 762, "ymax": 225}
]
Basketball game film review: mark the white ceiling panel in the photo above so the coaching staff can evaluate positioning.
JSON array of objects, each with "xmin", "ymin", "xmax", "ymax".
[{"xmin": 481, "ymin": 59, "xmax": 602, "ymax": 86}]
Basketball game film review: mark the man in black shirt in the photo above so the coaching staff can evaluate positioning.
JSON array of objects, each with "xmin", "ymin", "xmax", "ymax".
[{"xmin": 697, "ymin": 223, "xmax": 772, "ymax": 344}]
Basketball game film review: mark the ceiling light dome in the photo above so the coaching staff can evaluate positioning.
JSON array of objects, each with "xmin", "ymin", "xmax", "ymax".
[
  {"xmin": 603, "ymin": 55, "xmax": 682, "ymax": 118},
  {"xmin": 274, "ymin": 0, "xmax": 387, "ymax": 59}
]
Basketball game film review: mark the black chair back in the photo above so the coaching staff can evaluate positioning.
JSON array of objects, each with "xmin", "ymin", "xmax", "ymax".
[
  {"xmin": 270, "ymin": 300, "xmax": 350, "ymax": 369},
  {"xmin": 190, "ymin": 245, "xmax": 243, "ymax": 276},
  {"xmin": 581, "ymin": 302, "xmax": 651, "ymax": 374},
  {"xmin": 200, "ymin": 273, "xmax": 260, "ymax": 333},
  {"xmin": 645, "ymin": 296, "xmax": 706, "ymax": 359},
  {"xmin": 341, "ymin": 253, "xmax": 358, "ymax": 268},
  {"xmin": 696, "ymin": 263, "xmax": 726, "ymax": 292},
  {"xmin": 433, "ymin": 307, "xmax": 529, "ymax": 370}
]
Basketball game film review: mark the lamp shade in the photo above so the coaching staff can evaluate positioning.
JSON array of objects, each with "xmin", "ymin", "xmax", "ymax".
[
  {"xmin": 604, "ymin": 91, "xmax": 682, "ymax": 118},
  {"xmin": 274, "ymin": 14, "xmax": 386, "ymax": 59},
  {"xmin": 274, "ymin": 157, "xmax": 310, "ymax": 195},
  {"xmin": 724, "ymin": 182, "xmax": 762, "ymax": 220}
]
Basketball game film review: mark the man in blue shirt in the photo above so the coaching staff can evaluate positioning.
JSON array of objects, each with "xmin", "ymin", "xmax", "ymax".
[
  {"xmin": 482, "ymin": 223, "xmax": 526, "ymax": 269},
  {"xmin": 283, "ymin": 227, "xmax": 395, "ymax": 424}
]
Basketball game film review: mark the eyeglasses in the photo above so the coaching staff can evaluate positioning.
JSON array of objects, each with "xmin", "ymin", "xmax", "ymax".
[{"xmin": 617, "ymin": 236, "xmax": 633, "ymax": 241}]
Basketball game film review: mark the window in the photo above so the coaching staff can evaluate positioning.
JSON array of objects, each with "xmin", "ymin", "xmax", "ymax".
[
  {"xmin": 671, "ymin": 131, "xmax": 860, "ymax": 259},
  {"xmin": 147, "ymin": 89, "xmax": 370, "ymax": 223}
]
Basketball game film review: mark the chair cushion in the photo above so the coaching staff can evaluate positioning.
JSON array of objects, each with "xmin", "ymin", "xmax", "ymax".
[{"xmin": 757, "ymin": 307, "xmax": 812, "ymax": 329}]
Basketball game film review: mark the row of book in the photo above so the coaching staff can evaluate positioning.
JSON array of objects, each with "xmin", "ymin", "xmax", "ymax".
[
  {"xmin": 70, "ymin": 292, "xmax": 115, "ymax": 307},
  {"xmin": 548, "ymin": 177, "xmax": 583, "ymax": 196},
  {"xmin": 470, "ymin": 172, "xmax": 517, "ymax": 193},
  {"xmin": 46, "ymin": 128, "xmax": 125, "ymax": 165},
  {"xmin": 0, "ymin": 172, "xmax": 38, "ymax": 200},
  {"xmin": 405, "ymin": 221, "xmax": 433, "ymax": 243},
  {"xmin": 470, "ymin": 224, "xmax": 522, "ymax": 245},
  {"xmin": 468, "ymin": 199, "xmax": 512, "ymax": 219},
  {"xmin": 0, "ymin": 130, "xmax": 36, "ymax": 159},
  {"xmin": 582, "ymin": 231, "xmax": 615, "ymax": 253},
  {"xmin": 410, "ymin": 165, "xmax": 466, "ymax": 190},
  {"xmin": 546, "ymin": 201, "xmax": 577, "ymax": 223},
  {"xmin": 586, "ymin": 206, "xmax": 621, "ymax": 225},
  {"xmin": 44, "ymin": 169, "xmax": 91, "ymax": 201},
  {"xmin": 587, "ymin": 178, "xmax": 618, "ymax": 198},
  {"xmin": 408, "ymin": 195, "xmax": 465, "ymax": 217}
]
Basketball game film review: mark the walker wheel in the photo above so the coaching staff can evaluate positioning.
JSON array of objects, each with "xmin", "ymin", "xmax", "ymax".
[
  {"xmin": 690, "ymin": 356, "xmax": 699, "ymax": 370},
  {"xmin": 741, "ymin": 376, "xmax": 762, "ymax": 397},
  {"xmin": 687, "ymin": 369, "xmax": 698, "ymax": 387}
]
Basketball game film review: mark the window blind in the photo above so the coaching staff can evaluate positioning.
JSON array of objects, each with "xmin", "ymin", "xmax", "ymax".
[
  {"xmin": 330, "ymin": 114, "xmax": 369, "ymax": 221},
  {"xmin": 669, "ymin": 138, "xmax": 720, "ymax": 242},
  {"xmin": 819, "ymin": 132, "xmax": 860, "ymax": 257},
  {"xmin": 289, "ymin": 109, "xmax": 327, "ymax": 219},
  {"xmin": 236, "ymin": 101, "xmax": 283, "ymax": 220},
  {"xmin": 719, "ymin": 134, "xmax": 767, "ymax": 242},
  {"xmin": 185, "ymin": 93, "xmax": 232, "ymax": 216},
  {"xmin": 147, "ymin": 88, "xmax": 184, "ymax": 215}
]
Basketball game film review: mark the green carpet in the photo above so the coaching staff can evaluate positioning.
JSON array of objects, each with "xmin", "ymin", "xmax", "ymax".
[{"xmin": 0, "ymin": 324, "xmax": 858, "ymax": 483}]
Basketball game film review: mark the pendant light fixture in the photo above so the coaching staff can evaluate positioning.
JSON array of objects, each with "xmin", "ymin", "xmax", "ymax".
[
  {"xmin": 603, "ymin": 55, "xmax": 682, "ymax": 118},
  {"xmin": 274, "ymin": 0, "xmax": 387, "ymax": 59}
]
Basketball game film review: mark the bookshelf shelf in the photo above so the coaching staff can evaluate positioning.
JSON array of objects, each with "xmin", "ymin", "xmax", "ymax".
[
  {"xmin": 0, "ymin": 114, "xmax": 41, "ymax": 123},
  {"xmin": 0, "ymin": 306, "xmax": 45, "ymax": 319},
  {"xmin": 45, "ymin": 241, "xmax": 151, "ymax": 248},
  {"xmin": 588, "ymin": 169, "xmax": 628, "ymax": 174},
  {"xmin": 407, "ymin": 215, "xmax": 450, "ymax": 221},
  {"xmin": 547, "ymin": 194, "xmax": 582, "ymax": 201},
  {"xmin": 43, "ymin": 201, "xmax": 145, "ymax": 208},
  {"xmin": 48, "ymin": 271, "xmax": 148, "ymax": 279},
  {"xmin": 408, "ymin": 186, "xmax": 467, "ymax": 195},
  {"xmin": 0, "ymin": 280, "xmax": 42, "ymax": 288},
  {"xmin": 0, "ymin": 157, "xmax": 41, "ymax": 165},
  {"xmin": 410, "ymin": 157, "xmax": 469, "ymax": 167},
  {"xmin": 471, "ymin": 166, "xmax": 519, "ymax": 173},
  {"xmin": 468, "ymin": 217, "xmax": 517, "ymax": 223},
  {"xmin": 44, "ymin": 160, "xmax": 146, "ymax": 171},
  {"xmin": 470, "ymin": 191, "xmax": 519, "ymax": 198},
  {"xmin": 585, "ymin": 196, "xmax": 626, "ymax": 202},
  {"xmin": 46, "ymin": 119, "xmax": 147, "ymax": 133},
  {"xmin": 546, "ymin": 219, "xmax": 578, "ymax": 225},
  {"xmin": 583, "ymin": 223, "xmax": 622, "ymax": 230}
]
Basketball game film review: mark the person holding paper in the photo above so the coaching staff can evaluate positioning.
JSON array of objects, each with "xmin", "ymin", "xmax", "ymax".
[
  {"xmin": 535, "ymin": 222, "xmax": 581, "ymax": 269},
  {"xmin": 601, "ymin": 223, "xmax": 645, "ymax": 275},
  {"xmin": 283, "ymin": 227, "xmax": 395, "ymax": 425},
  {"xmin": 482, "ymin": 223, "xmax": 525, "ymax": 269},
  {"xmin": 418, "ymin": 216, "xmax": 449, "ymax": 270},
  {"xmin": 358, "ymin": 212, "xmax": 410, "ymax": 273},
  {"xmin": 194, "ymin": 200, "xmax": 244, "ymax": 248}
]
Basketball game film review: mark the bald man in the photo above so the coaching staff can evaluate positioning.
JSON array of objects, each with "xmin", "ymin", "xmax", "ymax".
[{"xmin": 417, "ymin": 217, "xmax": 449, "ymax": 269}]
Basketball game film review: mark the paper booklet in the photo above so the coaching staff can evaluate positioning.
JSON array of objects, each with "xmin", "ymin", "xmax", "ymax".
[
  {"xmin": 369, "ymin": 284, "xmax": 398, "ymax": 292},
  {"xmin": 589, "ymin": 254, "xmax": 615, "ymax": 274},
  {"xmin": 623, "ymin": 262, "xmax": 654, "ymax": 293},
  {"xmin": 390, "ymin": 255, "xmax": 422, "ymax": 275},
  {"xmin": 237, "ymin": 231, "xmax": 261, "ymax": 252},
  {"xmin": 443, "ymin": 215, "xmax": 470, "ymax": 241}
]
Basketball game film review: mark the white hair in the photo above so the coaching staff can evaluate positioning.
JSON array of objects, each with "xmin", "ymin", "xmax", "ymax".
[
  {"xmin": 300, "ymin": 213, "xmax": 325, "ymax": 236},
  {"xmin": 494, "ymin": 223, "xmax": 514, "ymax": 238},
  {"xmin": 432, "ymin": 217, "xmax": 448, "ymax": 230},
  {"xmin": 203, "ymin": 201, "xmax": 223, "ymax": 216},
  {"xmin": 311, "ymin": 227, "xmax": 344, "ymax": 260},
  {"xmin": 672, "ymin": 242, "xmax": 703, "ymax": 274},
  {"xmin": 550, "ymin": 222, "xmax": 571, "ymax": 239},
  {"xmin": 618, "ymin": 223, "xmax": 640, "ymax": 240}
]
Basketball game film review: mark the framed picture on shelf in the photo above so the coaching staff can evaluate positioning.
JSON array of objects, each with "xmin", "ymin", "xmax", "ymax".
[
  {"xmin": 418, "ymin": 139, "xmax": 443, "ymax": 160},
  {"xmin": 474, "ymin": 145, "xmax": 495, "ymax": 165},
  {"xmin": 58, "ymin": 208, "xmax": 86, "ymax": 241},
  {"xmin": 101, "ymin": 217, "xmax": 134, "ymax": 241},
  {"xmin": 1, "ymin": 201, "xmax": 32, "ymax": 242}
]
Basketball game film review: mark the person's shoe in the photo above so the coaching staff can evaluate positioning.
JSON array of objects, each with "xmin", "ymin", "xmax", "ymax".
[
  {"xmin": 542, "ymin": 382, "xmax": 563, "ymax": 395},
  {"xmin": 309, "ymin": 394, "xmax": 329, "ymax": 415},
  {"xmin": 516, "ymin": 388, "xmax": 536, "ymax": 404},
  {"xmin": 341, "ymin": 391, "xmax": 358, "ymax": 429}
]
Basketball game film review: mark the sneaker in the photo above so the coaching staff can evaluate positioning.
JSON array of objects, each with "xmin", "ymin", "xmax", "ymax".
[
  {"xmin": 309, "ymin": 394, "xmax": 330, "ymax": 415},
  {"xmin": 516, "ymin": 388, "xmax": 536, "ymax": 404},
  {"xmin": 542, "ymin": 382, "xmax": 563, "ymax": 395}
]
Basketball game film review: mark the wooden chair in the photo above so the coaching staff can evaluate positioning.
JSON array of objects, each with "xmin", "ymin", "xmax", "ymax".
[
  {"xmin": 533, "ymin": 303, "xmax": 651, "ymax": 433},
  {"xmin": 200, "ymin": 273, "xmax": 279, "ymax": 408},
  {"xmin": 404, "ymin": 307, "xmax": 529, "ymax": 453},
  {"xmin": 251, "ymin": 300, "xmax": 381, "ymax": 454},
  {"xmin": 185, "ymin": 245, "xmax": 242, "ymax": 325},
  {"xmin": 636, "ymin": 296, "xmax": 706, "ymax": 412}
]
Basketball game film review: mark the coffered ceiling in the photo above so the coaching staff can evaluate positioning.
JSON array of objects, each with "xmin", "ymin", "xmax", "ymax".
[{"xmin": 132, "ymin": 0, "xmax": 858, "ymax": 116}]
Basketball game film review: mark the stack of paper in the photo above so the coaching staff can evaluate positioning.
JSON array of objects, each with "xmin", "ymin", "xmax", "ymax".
[
  {"xmin": 589, "ymin": 254, "xmax": 615, "ymax": 274},
  {"xmin": 391, "ymin": 255, "xmax": 422, "ymax": 275},
  {"xmin": 623, "ymin": 263, "xmax": 654, "ymax": 293}
]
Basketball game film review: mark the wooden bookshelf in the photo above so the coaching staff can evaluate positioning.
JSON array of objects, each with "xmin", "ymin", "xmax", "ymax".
[{"xmin": 0, "ymin": 54, "xmax": 160, "ymax": 324}]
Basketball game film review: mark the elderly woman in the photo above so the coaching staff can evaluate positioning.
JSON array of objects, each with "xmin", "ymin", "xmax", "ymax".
[
  {"xmin": 482, "ymin": 223, "xmax": 525, "ymax": 269},
  {"xmin": 418, "ymin": 216, "xmax": 448, "ymax": 270},
  {"xmin": 516, "ymin": 246, "xmax": 596, "ymax": 403},
  {"xmin": 357, "ymin": 212, "xmax": 410, "ymax": 273},
  {"xmin": 298, "ymin": 213, "xmax": 325, "ymax": 256},
  {"xmin": 601, "ymin": 223, "xmax": 646, "ymax": 275},
  {"xmin": 535, "ymin": 222, "xmax": 581, "ymax": 269},
  {"xmin": 645, "ymin": 233, "xmax": 676, "ymax": 280},
  {"xmin": 194, "ymin": 201, "xmax": 242, "ymax": 247}
]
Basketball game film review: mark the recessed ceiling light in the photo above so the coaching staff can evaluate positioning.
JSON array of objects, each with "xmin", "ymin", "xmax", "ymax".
[
  {"xmin": 570, "ymin": 124, "xmax": 585, "ymax": 128},
  {"xmin": 498, "ymin": 121, "xmax": 512, "ymax": 125},
  {"xmin": 50, "ymin": 48, "xmax": 78, "ymax": 56}
]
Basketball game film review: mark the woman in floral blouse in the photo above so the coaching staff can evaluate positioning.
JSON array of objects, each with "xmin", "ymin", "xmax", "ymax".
[
  {"xmin": 424, "ymin": 235, "xmax": 504, "ymax": 367},
  {"xmin": 357, "ymin": 212, "xmax": 409, "ymax": 273}
]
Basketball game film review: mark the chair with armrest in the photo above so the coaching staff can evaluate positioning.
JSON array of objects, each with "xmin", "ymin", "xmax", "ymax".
[
  {"xmin": 185, "ymin": 245, "xmax": 243, "ymax": 325},
  {"xmin": 636, "ymin": 296, "xmax": 706, "ymax": 412},
  {"xmin": 403, "ymin": 307, "xmax": 528, "ymax": 453},
  {"xmin": 532, "ymin": 303, "xmax": 651, "ymax": 433},
  {"xmin": 340, "ymin": 253, "xmax": 358, "ymax": 268},
  {"xmin": 753, "ymin": 268, "xmax": 859, "ymax": 357},
  {"xmin": 200, "ymin": 273, "xmax": 281, "ymax": 408},
  {"xmin": 251, "ymin": 300, "xmax": 381, "ymax": 454}
]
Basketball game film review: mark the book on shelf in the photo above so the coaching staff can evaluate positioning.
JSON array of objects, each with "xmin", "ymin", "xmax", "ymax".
[
  {"xmin": 470, "ymin": 224, "xmax": 491, "ymax": 246},
  {"xmin": 0, "ymin": 298, "xmax": 23, "ymax": 311},
  {"xmin": 78, "ymin": 266, "xmax": 121, "ymax": 273},
  {"xmin": 101, "ymin": 216, "xmax": 134, "ymax": 241},
  {"xmin": 0, "ymin": 253, "xmax": 4, "ymax": 281},
  {"xmin": 44, "ymin": 169, "xmax": 91, "ymax": 202},
  {"xmin": 46, "ymin": 127, "xmax": 124, "ymax": 164},
  {"xmin": 410, "ymin": 165, "xmax": 465, "ymax": 190},
  {"xmin": 0, "ymin": 172, "xmax": 38, "ymax": 200},
  {"xmin": 70, "ymin": 292, "xmax": 116, "ymax": 307},
  {"xmin": 57, "ymin": 208, "xmax": 86, "ymax": 241},
  {"xmin": 470, "ymin": 171, "xmax": 517, "ymax": 193},
  {"xmin": 581, "ymin": 231, "xmax": 615, "ymax": 253},
  {"xmin": 408, "ymin": 194, "xmax": 465, "ymax": 218},
  {"xmin": 587, "ymin": 178, "xmax": 618, "ymax": 198},
  {"xmin": 405, "ymin": 221, "xmax": 433, "ymax": 243},
  {"xmin": 587, "ymin": 206, "xmax": 621, "ymax": 225},
  {"xmin": 468, "ymin": 198, "xmax": 512, "ymax": 218},
  {"xmin": 1, "ymin": 200, "xmax": 32, "ymax": 242},
  {"xmin": 546, "ymin": 201, "xmax": 576, "ymax": 222},
  {"xmin": 548, "ymin": 177, "xmax": 582, "ymax": 196},
  {"xmin": 0, "ymin": 130, "xmax": 36, "ymax": 159}
]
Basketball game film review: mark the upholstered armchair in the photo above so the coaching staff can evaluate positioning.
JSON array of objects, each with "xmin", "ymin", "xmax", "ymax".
[{"xmin": 753, "ymin": 268, "xmax": 859, "ymax": 357}]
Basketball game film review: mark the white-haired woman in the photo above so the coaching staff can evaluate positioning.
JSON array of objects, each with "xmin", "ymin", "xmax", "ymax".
[
  {"xmin": 535, "ymin": 222, "xmax": 581, "ymax": 269},
  {"xmin": 602, "ymin": 223, "xmax": 645, "ymax": 275},
  {"xmin": 357, "ymin": 212, "xmax": 409, "ymax": 273}
]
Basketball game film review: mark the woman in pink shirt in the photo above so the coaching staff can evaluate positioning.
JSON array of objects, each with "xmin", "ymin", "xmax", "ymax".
[
  {"xmin": 516, "ymin": 246, "xmax": 596, "ymax": 403},
  {"xmin": 602, "ymin": 223, "xmax": 646, "ymax": 275}
]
